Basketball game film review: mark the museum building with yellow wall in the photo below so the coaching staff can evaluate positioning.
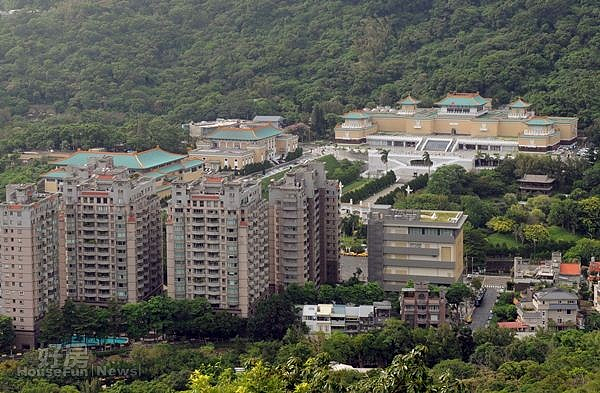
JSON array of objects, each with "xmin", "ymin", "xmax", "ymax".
[{"xmin": 335, "ymin": 92, "xmax": 577, "ymax": 152}]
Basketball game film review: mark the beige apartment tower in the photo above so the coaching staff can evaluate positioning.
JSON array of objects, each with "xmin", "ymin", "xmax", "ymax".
[
  {"xmin": 368, "ymin": 207, "xmax": 467, "ymax": 291},
  {"xmin": 166, "ymin": 176, "xmax": 269, "ymax": 317},
  {"xmin": 0, "ymin": 184, "xmax": 61, "ymax": 350},
  {"xmin": 268, "ymin": 162, "xmax": 340, "ymax": 289},
  {"xmin": 60, "ymin": 157, "xmax": 163, "ymax": 305}
]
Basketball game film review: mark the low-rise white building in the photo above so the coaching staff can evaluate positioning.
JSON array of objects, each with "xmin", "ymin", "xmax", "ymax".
[
  {"xmin": 366, "ymin": 134, "xmax": 517, "ymax": 179},
  {"xmin": 301, "ymin": 301, "xmax": 392, "ymax": 335},
  {"xmin": 516, "ymin": 287, "xmax": 578, "ymax": 330}
]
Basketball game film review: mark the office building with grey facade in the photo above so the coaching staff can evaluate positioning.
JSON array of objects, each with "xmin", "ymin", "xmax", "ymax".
[{"xmin": 368, "ymin": 207, "xmax": 467, "ymax": 291}]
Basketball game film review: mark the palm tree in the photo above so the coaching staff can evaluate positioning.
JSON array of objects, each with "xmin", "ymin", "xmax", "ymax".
[
  {"xmin": 380, "ymin": 149, "xmax": 389, "ymax": 172},
  {"xmin": 422, "ymin": 151, "xmax": 432, "ymax": 174},
  {"xmin": 493, "ymin": 152, "xmax": 501, "ymax": 166}
]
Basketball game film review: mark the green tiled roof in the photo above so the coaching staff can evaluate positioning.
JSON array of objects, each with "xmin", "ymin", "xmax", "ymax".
[
  {"xmin": 42, "ymin": 171, "xmax": 68, "ymax": 179},
  {"xmin": 158, "ymin": 159, "xmax": 204, "ymax": 174},
  {"xmin": 399, "ymin": 96, "xmax": 420, "ymax": 105},
  {"xmin": 527, "ymin": 118, "xmax": 554, "ymax": 126},
  {"xmin": 142, "ymin": 172, "xmax": 167, "ymax": 179},
  {"xmin": 53, "ymin": 148, "xmax": 186, "ymax": 170},
  {"xmin": 343, "ymin": 112, "xmax": 369, "ymax": 120},
  {"xmin": 207, "ymin": 127, "xmax": 281, "ymax": 141},
  {"xmin": 137, "ymin": 149, "xmax": 187, "ymax": 168},
  {"xmin": 436, "ymin": 94, "xmax": 487, "ymax": 107},
  {"xmin": 509, "ymin": 98, "xmax": 531, "ymax": 108}
]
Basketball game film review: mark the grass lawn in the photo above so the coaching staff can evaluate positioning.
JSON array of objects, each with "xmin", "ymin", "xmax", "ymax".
[
  {"xmin": 547, "ymin": 226, "xmax": 581, "ymax": 243},
  {"xmin": 486, "ymin": 233, "xmax": 520, "ymax": 249},
  {"xmin": 316, "ymin": 154, "xmax": 339, "ymax": 172},
  {"xmin": 342, "ymin": 178, "xmax": 369, "ymax": 194},
  {"xmin": 341, "ymin": 235, "xmax": 366, "ymax": 252},
  {"xmin": 260, "ymin": 169, "xmax": 289, "ymax": 197}
]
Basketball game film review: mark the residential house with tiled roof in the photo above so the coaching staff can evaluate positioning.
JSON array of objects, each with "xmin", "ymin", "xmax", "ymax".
[
  {"xmin": 516, "ymin": 287, "xmax": 578, "ymax": 330},
  {"xmin": 558, "ymin": 262, "xmax": 581, "ymax": 287}
]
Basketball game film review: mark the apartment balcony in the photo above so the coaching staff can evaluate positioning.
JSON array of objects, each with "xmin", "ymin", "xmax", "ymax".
[
  {"xmin": 281, "ymin": 247, "xmax": 301, "ymax": 256},
  {"xmin": 331, "ymin": 319, "xmax": 345, "ymax": 327},
  {"xmin": 280, "ymin": 217, "xmax": 302, "ymax": 225},
  {"xmin": 281, "ymin": 227, "xmax": 300, "ymax": 235},
  {"xmin": 281, "ymin": 208, "xmax": 300, "ymax": 217}
]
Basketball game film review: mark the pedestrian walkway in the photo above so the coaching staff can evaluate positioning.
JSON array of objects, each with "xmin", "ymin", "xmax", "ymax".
[
  {"xmin": 483, "ymin": 284, "xmax": 504, "ymax": 289},
  {"xmin": 362, "ymin": 182, "xmax": 403, "ymax": 204}
]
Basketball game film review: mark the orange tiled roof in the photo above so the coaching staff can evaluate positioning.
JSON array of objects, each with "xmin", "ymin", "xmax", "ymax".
[
  {"xmin": 498, "ymin": 321, "xmax": 529, "ymax": 330},
  {"xmin": 589, "ymin": 262, "xmax": 600, "ymax": 274},
  {"xmin": 559, "ymin": 263, "xmax": 581, "ymax": 276}
]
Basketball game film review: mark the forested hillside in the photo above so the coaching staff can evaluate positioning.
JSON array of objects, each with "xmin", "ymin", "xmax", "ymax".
[{"xmin": 0, "ymin": 0, "xmax": 598, "ymax": 152}]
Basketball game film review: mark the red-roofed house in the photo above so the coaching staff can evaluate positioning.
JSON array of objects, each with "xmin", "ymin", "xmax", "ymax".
[
  {"xmin": 498, "ymin": 321, "xmax": 534, "ymax": 333},
  {"xmin": 558, "ymin": 262, "xmax": 581, "ymax": 286},
  {"xmin": 588, "ymin": 261, "xmax": 600, "ymax": 282}
]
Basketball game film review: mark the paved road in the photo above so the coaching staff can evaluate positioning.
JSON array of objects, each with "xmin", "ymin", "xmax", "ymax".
[
  {"xmin": 251, "ymin": 144, "xmax": 368, "ymax": 181},
  {"xmin": 471, "ymin": 288, "xmax": 497, "ymax": 329},
  {"xmin": 362, "ymin": 182, "xmax": 403, "ymax": 204}
]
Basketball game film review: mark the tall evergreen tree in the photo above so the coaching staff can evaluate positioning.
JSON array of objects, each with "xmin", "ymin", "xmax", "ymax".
[{"xmin": 310, "ymin": 104, "xmax": 326, "ymax": 139}]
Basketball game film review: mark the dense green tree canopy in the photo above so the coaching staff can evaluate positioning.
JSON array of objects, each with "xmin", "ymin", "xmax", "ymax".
[{"xmin": 0, "ymin": 0, "xmax": 597, "ymax": 151}]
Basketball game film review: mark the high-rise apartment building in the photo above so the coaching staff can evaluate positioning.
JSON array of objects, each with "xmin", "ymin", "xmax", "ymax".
[
  {"xmin": 59, "ymin": 157, "xmax": 163, "ymax": 305},
  {"xmin": 166, "ymin": 176, "xmax": 269, "ymax": 317},
  {"xmin": 0, "ymin": 184, "xmax": 61, "ymax": 350},
  {"xmin": 368, "ymin": 207, "xmax": 466, "ymax": 290},
  {"xmin": 268, "ymin": 162, "xmax": 340, "ymax": 289}
]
